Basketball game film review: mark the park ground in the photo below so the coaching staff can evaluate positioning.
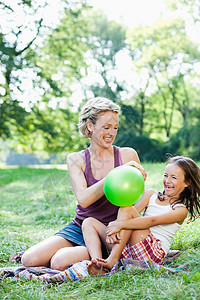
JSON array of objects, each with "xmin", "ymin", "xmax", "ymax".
[{"xmin": 0, "ymin": 164, "xmax": 200, "ymax": 300}]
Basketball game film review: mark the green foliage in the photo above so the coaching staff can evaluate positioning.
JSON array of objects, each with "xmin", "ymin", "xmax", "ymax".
[
  {"xmin": 0, "ymin": 1, "xmax": 91, "ymax": 152},
  {"xmin": 174, "ymin": 106, "xmax": 200, "ymax": 160},
  {"xmin": 128, "ymin": 18, "xmax": 200, "ymax": 68},
  {"xmin": 1, "ymin": 1, "xmax": 200, "ymax": 161},
  {"xmin": 8, "ymin": 107, "xmax": 88, "ymax": 153},
  {"xmin": 31, "ymin": 3, "xmax": 90, "ymax": 102},
  {"xmin": 83, "ymin": 10, "xmax": 128, "ymax": 101},
  {"xmin": 0, "ymin": 99, "xmax": 28, "ymax": 139},
  {"xmin": 167, "ymin": 0, "xmax": 200, "ymax": 23},
  {"xmin": 122, "ymin": 15, "xmax": 200, "ymax": 159},
  {"xmin": 127, "ymin": 17, "xmax": 200, "ymax": 132},
  {"xmin": 0, "ymin": 1, "xmax": 43, "ymax": 139},
  {"xmin": 115, "ymin": 102, "xmax": 182, "ymax": 162}
]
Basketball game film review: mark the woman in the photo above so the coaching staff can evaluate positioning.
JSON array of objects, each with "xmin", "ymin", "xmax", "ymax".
[{"xmin": 20, "ymin": 97, "xmax": 146, "ymax": 270}]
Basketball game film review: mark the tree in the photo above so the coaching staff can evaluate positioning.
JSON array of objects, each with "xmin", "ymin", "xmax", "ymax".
[
  {"xmin": 127, "ymin": 17, "xmax": 200, "ymax": 139},
  {"xmin": 167, "ymin": 0, "xmax": 200, "ymax": 24},
  {"xmin": 11, "ymin": 107, "xmax": 88, "ymax": 153},
  {"xmin": 0, "ymin": 0, "xmax": 44, "ymax": 138},
  {"xmin": 0, "ymin": 0, "xmax": 90, "ymax": 152},
  {"xmin": 81, "ymin": 10, "xmax": 129, "ymax": 102},
  {"xmin": 30, "ymin": 2, "xmax": 90, "ymax": 107}
]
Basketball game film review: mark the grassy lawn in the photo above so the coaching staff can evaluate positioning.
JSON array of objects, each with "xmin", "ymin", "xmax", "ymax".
[{"xmin": 0, "ymin": 164, "xmax": 200, "ymax": 300}]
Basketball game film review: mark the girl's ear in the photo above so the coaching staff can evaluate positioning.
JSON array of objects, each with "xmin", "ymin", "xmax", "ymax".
[
  {"xmin": 185, "ymin": 179, "xmax": 191, "ymax": 188},
  {"xmin": 86, "ymin": 121, "xmax": 93, "ymax": 136}
]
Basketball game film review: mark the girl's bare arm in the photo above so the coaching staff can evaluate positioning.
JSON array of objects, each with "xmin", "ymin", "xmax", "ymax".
[{"xmin": 107, "ymin": 206, "xmax": 188, "ymax": 235}]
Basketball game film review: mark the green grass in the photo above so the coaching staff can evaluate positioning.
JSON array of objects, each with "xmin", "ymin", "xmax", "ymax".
[{"xmin": 0, "ymin": 164, "xmax": 200, "ymax": 300}]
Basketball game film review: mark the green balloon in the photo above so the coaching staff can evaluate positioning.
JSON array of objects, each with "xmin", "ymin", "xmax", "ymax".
[{"xmin": 104, "ymin": 166, "xmax": 144, "ymax": 207}]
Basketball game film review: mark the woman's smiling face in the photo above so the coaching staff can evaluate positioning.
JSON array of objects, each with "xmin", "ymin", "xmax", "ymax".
[
  {"xmin": 163, "ymin": 163, "xmax": 189, "ymax": 198},
  {"xmin": 88, "ymin": 111, "xmax": 119, "ymax": 148}
]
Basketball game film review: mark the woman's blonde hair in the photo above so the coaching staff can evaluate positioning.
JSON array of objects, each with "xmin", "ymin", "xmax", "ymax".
[{"xmin": 78, "ymin": 97, "xmax": 120, "ymax": 138}]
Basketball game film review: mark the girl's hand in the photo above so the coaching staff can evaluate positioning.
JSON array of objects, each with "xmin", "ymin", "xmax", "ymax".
[
  {"xmin": 106, "ymin": 220, "xmax": 123, "ymax": 236},
  {"xmin": 106, "ymin": 233, "xmax": 121, "ymax": 244},
  {"xmin": 125, "ymin": 161, "xmax": 147, "ymax": 181}
]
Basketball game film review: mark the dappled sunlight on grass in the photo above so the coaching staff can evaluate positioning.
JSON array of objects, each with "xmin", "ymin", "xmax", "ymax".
[
  {"xmin": 26, "ymin": 164, "xmax": 68, "ymax": 170},
  {"xmin": 0, "ymin": 167, "xmax": 76, "ymax": 225},
  {"xmin": 0, "ymin": 210, "xmax": 22, "ymax": 222},
  {"xmin": 1, "ymin": 181, "xmax": 36, "ymax": 197},
  {"xmin": 1, "ymin": 225, "xmax": 57, "ymax": 264},
  {"xmin": 171, "ymin": 218, "xmax": 200, "ymax": 250}
]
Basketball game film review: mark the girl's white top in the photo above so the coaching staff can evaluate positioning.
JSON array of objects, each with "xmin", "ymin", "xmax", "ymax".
[{"xmin": 144, "ymin": 193, "xmax": 186, "ymax": 254}]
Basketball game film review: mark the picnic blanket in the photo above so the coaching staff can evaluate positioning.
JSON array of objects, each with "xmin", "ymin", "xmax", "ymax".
[
  {"xmin": 0, "ymin": 252, "xmax": 186, "ymax": 284},
  {"xmin": 0, "ymin": 261, "xmax": 89, "ymax": 283}
]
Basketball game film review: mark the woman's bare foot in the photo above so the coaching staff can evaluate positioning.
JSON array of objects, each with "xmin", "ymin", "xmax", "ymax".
[
  {"xmin": 9, "ymin": 251, "xmax": 25, "ymax": 263},
  {"xmin": 87, "ymin": 258, "xmax": 111, "ymax": 276}
]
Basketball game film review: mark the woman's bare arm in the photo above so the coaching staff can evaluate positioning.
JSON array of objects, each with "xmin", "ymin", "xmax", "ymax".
[
  {"xmin": 67, "ymin": 147, "xmax": 146, "ymax": 208},
  {"xmin": 67, "ymin": 152, "xmax": 105, "ymax": 208}
]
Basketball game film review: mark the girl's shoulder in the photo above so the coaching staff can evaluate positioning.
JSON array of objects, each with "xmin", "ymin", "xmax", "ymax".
[
  {"xmin": 147, "ymin": 188, "xmax": 157, "ymax": 195},
  {"xmin": 173, "ymin": 203, "xmax": 187, "ymax": 208},
  {"xmin": 146, "ymin": 189, "xmax": 157, "ymax": 201},
  {"xmin": 144, "ymin": 189, "xmax": 158, "ymax": 206},
  {"xmin": 172, "ymin": 203, "xmax": 188, "ymax": 215},
  {"xmin": 134, "ymin": 189, "xmax": 157, "ymax": 212}
]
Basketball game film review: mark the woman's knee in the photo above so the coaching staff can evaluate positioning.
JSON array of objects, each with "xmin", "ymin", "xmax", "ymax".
[
  {"xmin": 21, "ymin": 251, "xmax": 39, "ymax": 267},
  {"xmin": 50, "ymin": 252, "xmax": 66, "ymax": 270},
  {"xmin": 51, "ymin": 245, "xmax": 90, "ymax": 271}
]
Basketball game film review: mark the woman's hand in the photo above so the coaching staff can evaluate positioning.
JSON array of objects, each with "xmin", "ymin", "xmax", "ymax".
[
  {"xmin": 124, "ymin": 161, "xmax": 147, "ymax": 181},
  {"xmin": 106, "ymin": 220, "xmax": 123, "ymax": 236}
]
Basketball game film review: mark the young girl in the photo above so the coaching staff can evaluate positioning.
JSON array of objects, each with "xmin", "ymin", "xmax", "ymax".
[{"xmin": 82, "ymin": 156, "xmax": 200, "ymax": 275}]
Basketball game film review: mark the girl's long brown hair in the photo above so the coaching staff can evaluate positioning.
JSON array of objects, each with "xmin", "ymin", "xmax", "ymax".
[{"xmin": 158, "ymin": 156, "xmax": 200, "ymax": 222}]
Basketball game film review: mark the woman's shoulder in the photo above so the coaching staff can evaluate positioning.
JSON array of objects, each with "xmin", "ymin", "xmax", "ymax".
[
  {"xmin": 118, "ymin": 146, "xmax": 137, "ymax": 154},
  {"xmin": 119, "ymin": 147, "xmax": 139, "ymax": 163},
  {"xmin": 67, "ymin": 150, "xmax": 85, "ymax": 170}
]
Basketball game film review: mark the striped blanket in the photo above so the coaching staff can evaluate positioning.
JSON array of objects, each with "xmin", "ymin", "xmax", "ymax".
[
  {"xmin": 0, "ymin": 253, "xmax": 185, "ymax": 283},
  {"xmin": 0, "ymin": 261, "xmax": 89, "ymax": 283}
]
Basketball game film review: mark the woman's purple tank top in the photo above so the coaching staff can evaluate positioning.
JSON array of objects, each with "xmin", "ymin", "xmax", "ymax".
[{"xmin": 74, "ymin": 145, "xmax": 123, "ymax": 227}]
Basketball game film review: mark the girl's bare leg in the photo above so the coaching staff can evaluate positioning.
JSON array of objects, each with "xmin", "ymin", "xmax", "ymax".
[
  {"xmin": 82, "ymin": 217, "xmax": 114, "ymax": 275},
  {"xmin": 83, "ymin": 207, "xmax": 135, "ymax": 275},
  {"xmin": 82, "ymin": 217, "xmax": 112, "ymax": 260},
  {"xmin": 90, "ymin": 206, "xmax": 150, "ymax": 274},
  {"xmin": 97, "ymin": 206, "xmax": 136, "ymax": 269},
  {"xmin": 119, "ymin": 206, "xmax": 151, "ymax": 246}
]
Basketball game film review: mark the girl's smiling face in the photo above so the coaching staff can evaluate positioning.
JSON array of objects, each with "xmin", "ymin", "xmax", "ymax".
[
  {"xmin": 87, "ymin": 111, "xmax": 119, "ymax": 148},
  {"xmin": 163, "ymin": 163, "xmax": 189, "ymax": 199}
]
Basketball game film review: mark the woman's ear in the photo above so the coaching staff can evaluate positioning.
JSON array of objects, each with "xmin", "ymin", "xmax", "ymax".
[{"xmin": 86, "ymin": 121, "xmax": 93, "ymax": 136}]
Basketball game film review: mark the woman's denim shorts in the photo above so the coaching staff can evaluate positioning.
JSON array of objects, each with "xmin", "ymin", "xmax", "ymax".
[{"xmin": 55, "ymin": 222, "xmax": 86, "ymax": 246}]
